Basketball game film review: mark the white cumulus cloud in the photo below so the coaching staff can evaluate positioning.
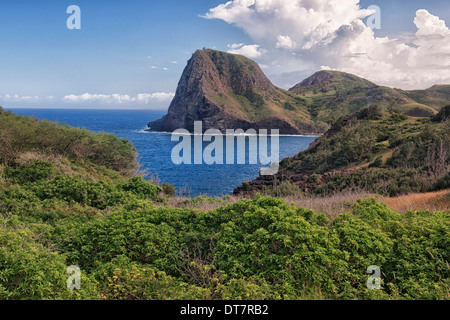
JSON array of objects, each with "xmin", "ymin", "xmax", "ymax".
[
  {"xmin": 0, "ymin": 94, "xmax": 53, "ymax": 102},
  {"xmin": 227, "ymin": 43, "xmax": 264, "ymax": 58},
  {"xmin": 204, "ymin": 0, "xmax": 450, "ymax": 90},
  {"xmin": 135, "ymin": 92, "xmax": 176, "ymax": 103},
  {"xmin": 275, "ymin": 35, "xmax": 296, "ymax": 49},
  {"xmin": 63, "ymin": 92, "xmax": 175, "ymax": 105}
]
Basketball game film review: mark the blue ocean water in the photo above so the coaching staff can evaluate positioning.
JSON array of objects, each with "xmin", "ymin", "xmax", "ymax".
[{"xmin": 6, "ymin": 108, "xmax": 318, "ymax": 197}]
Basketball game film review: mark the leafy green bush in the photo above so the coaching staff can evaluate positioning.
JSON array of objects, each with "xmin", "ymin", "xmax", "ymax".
[
  {"xmin": 161, "ymin": 183, "xmax": 176, "ymax": 197},
  {"xmin": 32, "ymin": 175, "xmax": 128, "ymax": 209},
  {"xmin": 95, "ymin": 256, "xmax": 208, "ymax": 300},
  {"xmin": 122, "ymin": 177, "xmax": 162, "ymax": 201},
  {"xmin": 357, "ymin": 104, "xmax": 383, "ymax": 120},
  {"xmin": 382, "ymin": 210, "xmax": 450, "ymax": 299},
  {"xmin": 307, "ymin": 174, "xmax": 321, "ymax": 183},
  {"xmin": 433, "ymin": 173, "xmax": 450, "ymax": 191},
  {"xmin": 4, "ymin": 160, "xmax": 55, "ymax": 184},
  {"xmin": 0, "ymin": 226, "xmax": 101, "ymax": 300},
  {"xmin": 58, "ymin": 207, "xmax": 185, "ymax": 271},
  {"xmin": 369, "ymin": 156, "xmax": 383, "ymax": 168},
  {"xmin": 1, "ymin": 194, "xmax": 448, "ymax": 300}
]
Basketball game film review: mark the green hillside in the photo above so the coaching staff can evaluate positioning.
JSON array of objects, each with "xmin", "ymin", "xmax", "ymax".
[
  {"xmin": 289, "ymin": 70, "xmax": 443, "ymax": 123},
  {"xmin": 402, "ymin": 85, "xmax": 450, "ymax": 111},
  {"xmin": 1, "ymin": 108, "xmax": 448, "ymax": 300},
  {"xmin": 238, "ymin": 105, "xmax": 450, "ymax": 197}
]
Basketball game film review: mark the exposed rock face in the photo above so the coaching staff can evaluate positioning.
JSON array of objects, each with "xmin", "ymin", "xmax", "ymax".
[
  {"xmin": 148, "ymin": 49, "xmax": 324, "ymax": 135},
  {"xmin": 149, "ymin": 50, "xmax": 224, "ymax": 132}
]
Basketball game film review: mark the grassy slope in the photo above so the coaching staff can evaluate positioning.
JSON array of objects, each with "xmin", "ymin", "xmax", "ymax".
[
  {"xmin": 264, "ymin": 106, "xmax": 450, "ymax": 197},
  {"xmin": 0, "ymin": 108, "xmax": 140, "ymax": 181},
  {"xmin": 289, "ymin": 70, "xmax": 446, "ymax": 124},
  {"xmin": 401, "ymin": 85, "xmax": 450, "ymax": 111}
]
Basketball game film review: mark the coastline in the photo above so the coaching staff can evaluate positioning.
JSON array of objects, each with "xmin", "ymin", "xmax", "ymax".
[{"xmin": 142, "ymin": 127, "xmax": 322, "ymax": 138}]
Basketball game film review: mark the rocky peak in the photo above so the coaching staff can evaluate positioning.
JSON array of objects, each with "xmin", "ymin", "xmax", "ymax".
[
  {"xmin": 147, "ymin": 49, "xmax": 328, "ymax": 135},
  {"xmin": 289, "ymin": 71, "xmax": 335, "ymax": 91},
  {"xmin": 203, "ymin": 49, "xmax": 274, "ymax": 94}
]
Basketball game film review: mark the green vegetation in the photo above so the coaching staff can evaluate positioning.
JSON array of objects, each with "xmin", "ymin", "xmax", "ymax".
[
  {"xmin": 0, "ymin": 109, "xmax": 448, "ymax": 300},
  {"xmin": 1, "ymin": 188, "xmax": 448, "ymax": 300},
  {"xmin": 289, "ymin": 70, "xmax": 448, "ymax": 124},
  {"xmin": 276, "ymin": 106, "xmax": 450, "ymax": 197},
  {"xmin": 0, "ymin": 108, "xmax": 138, "ymax": 178},
  {"xmin": 402, "ymin": 85, "xmax": 450, "ymax": 111},
  {"xmin": 432, "ymin": 105, "xmax": 450, "ymax": 123}
]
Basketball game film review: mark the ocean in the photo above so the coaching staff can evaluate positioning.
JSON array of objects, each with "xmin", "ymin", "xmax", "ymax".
[{"xmin": 6, "ymin": 108, "xmax": 318, "ymax": 197}]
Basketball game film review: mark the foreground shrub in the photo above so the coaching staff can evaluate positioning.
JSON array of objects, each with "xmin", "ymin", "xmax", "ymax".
[
  {"xmin": 433, "ymin": 173, "xmax": 450, "ymax": 191},
  {"xmin": 122, "ymin": 176, "xmax": 163, "ymax": 201},
  {"xmin": 4, "ymin": 160, "xmax": 55, "ymax": 184},
  {"xmin": 0, "ymin": 226, "xmax": 101, "ymax": 300},
  {"xmin": 1, "ymin": 194, "xmax": 448, "ymax": 300},
  {"xmin": 96, "ymin": 256, "xmax": 209, "ymax": 300},
  {"xmin": 161, "ymin": 183, "xmax": 176, "ymax": 197},
  {"xmin": 32, "ymin": 175, "xmax": 130, "ymax": 209}
]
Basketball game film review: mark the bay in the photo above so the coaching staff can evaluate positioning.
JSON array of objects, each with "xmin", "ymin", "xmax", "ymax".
[{"xmin": 6, "ymin": 108, "xmax": 318, "ymax": 197}]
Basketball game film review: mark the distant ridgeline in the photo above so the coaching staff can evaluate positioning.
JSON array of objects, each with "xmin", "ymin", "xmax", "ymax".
[
  {"xmin": 148, "ymin": 48, "xmax": 450, "ymax": 135},
  {"xmin": 235, "ymin": 105, "xmax": 450, "ymax": 197}
]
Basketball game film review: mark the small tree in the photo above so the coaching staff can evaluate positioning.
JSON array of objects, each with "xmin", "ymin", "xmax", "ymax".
[{"xmin": 161, "ymin": 183, "xmax": 176, "ymax": 197}]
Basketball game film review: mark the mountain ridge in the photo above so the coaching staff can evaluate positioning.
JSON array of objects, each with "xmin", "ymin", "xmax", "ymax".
[
  {"xmin": 149, "ymin": 48, "xmax": 450, "ymax": 134},
  {"xmin": 288, "ymin": 70, "xmax": 448, "ymax": 123}
]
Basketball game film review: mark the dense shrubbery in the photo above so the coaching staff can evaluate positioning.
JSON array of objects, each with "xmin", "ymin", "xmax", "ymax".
[
  {"xmin": 4, "ymin": 160, "xmax": 56, "ymax": 183},
  {"xmin": 0, "ymin": 173, "xmax": 163, "ymax": 213},
  {"xmin": 432, "ymin": 105, "xmax": 450, "ymax": 123},
  {"xmin": 0, "ymin": 109, "xmax": 448, "ymax": 300},
  {"xmin": 1, "ymin": 193, "xmax": 448, "ymax": 300},
  {"xmin": 315, "ymin": 168, "xmax": 434, "ymax": 197},
  {"xmin": 280, "ymin": 110, "xmax": 450, "ymax": 196},
  {"xmin": 434, "ymin": 173, "xmax": 450, "ymax": 191}
]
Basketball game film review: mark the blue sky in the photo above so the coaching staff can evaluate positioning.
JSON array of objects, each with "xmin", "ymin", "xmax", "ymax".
[{"xmin": 0, "ymin": 0, "xmax": 449, "ymax": 109}]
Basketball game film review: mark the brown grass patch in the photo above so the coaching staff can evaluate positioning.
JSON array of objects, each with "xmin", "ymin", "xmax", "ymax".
[
  {"xmin": 161, "ymin": 191, "xmax": 377, "ymax": 218},
  {"xmin": 158, "ymin": 189, "xmax": 449, "ymax": 217},
  {"xmin": 382, "ymin": 189, "xmax": 450, "ymax": 213},
  {"xmin": 16, "ymin": 151, "xmax": 75, "ymax": 175},
  {"xmin": 282, "ymin": 191, "xmax": 378, "ymax": 219}
]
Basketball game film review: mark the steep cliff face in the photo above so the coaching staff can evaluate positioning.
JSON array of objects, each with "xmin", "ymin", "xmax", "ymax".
[{"xmin": 148, "ymin": 49, "xmax": 326, "ymax": 134}]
